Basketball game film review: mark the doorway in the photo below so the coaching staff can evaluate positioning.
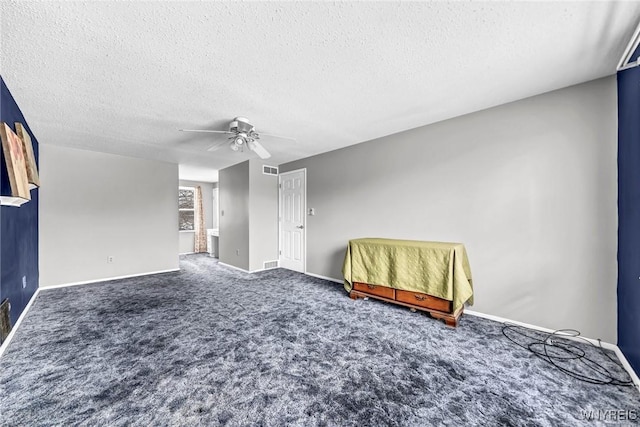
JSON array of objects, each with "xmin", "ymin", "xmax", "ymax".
[{"xmin": 279, "ymin": 169, "xmax": 306, "ymax": 273}]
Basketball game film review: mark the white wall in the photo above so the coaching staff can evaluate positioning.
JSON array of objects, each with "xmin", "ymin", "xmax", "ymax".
[
  {"xmin": 178, "ymin": 180, "xmax": 215, "ymax": 254},
  {"xmin": 249, "ymin": 160, "xmax": 279, "ymax": 271},
  {"xmin": 218, "ymin": 160, "xmax": 279, "ymax": 271},
  {"xmin": 219, "ymin": 161, "xmax": 250, "ymax": 270},
  {"xmin": 39, "ymin": 145, "xmax": 179, "ymax": 286},
  {"xmin": 281, "ymin": 77, "xmax": 618, "ymax": 342}
]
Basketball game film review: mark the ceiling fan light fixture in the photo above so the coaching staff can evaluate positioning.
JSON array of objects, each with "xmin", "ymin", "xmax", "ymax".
[
  {"xmin": 230, "ymin": 141, "xmax": 239, "ymax": 151},
  {"xmin": 234, "ymin": 136, "xmax": 245, "ymax": 145}
]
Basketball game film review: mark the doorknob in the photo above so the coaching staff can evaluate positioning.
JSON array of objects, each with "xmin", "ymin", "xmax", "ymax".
[{"xmin": 296, "ymin": 225, "xmax": 304, "ymax": 229}]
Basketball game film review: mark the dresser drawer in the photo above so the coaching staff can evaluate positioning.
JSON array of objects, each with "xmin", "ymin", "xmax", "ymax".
[
  {"xmin": 395, "ymin": 290, "xmax": 452, "ymax": 313},
  {"xmin": 353, "ymin": 282, "xmax": 395, "ymax": 299}
]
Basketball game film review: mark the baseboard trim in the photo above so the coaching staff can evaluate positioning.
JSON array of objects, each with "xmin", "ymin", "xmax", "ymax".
[
  {"xmin": 218, "ymin": 262, "xmax": 252, "ymax": 274},
  {"xmin": 305, "ymin": 272, "xmax": 343, "ymax": 284},
  {"xmin": 465, "ymin": 309, "xmax": 640, "ymax": 392},
  {"xmin": 40, "ymin": 268, "xmax": 180, "ymax": 290},
  {"xmin": 218, "ymin": 262, "xmax": 284, "ymax": 274},
  {"xmin": 179, "ymin": 251, "xmax": 197, "ymax": 255},
  {"xmin": 613, "ymin": 346, "xmax": 640, "ymax": 392},
  {"xmin": 465, "ymin": 309, "xmax": 615, "ymax": 347},
  {"xmin": 0, "ymin": 288, "xmax": 40, "ymax": 359}
]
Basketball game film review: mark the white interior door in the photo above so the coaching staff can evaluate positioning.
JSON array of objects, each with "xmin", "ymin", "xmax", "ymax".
[{"xmin": 279, "ymin": 169, "xmax": 306, "ymax": 272}]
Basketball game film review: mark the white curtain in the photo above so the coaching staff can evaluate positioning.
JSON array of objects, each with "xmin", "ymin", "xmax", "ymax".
[{"xmin": 194, "ymin": 186, "xmax": 207, "ymax": 253}]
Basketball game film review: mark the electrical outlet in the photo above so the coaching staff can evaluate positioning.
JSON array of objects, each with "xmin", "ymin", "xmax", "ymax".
[
  {"xmin": 308, "ymin": 208, "xmax": 315, "ymax": 216},
  {"xmin": 22, "ymin": 276, "xmax": 27, "ymax": 289},
  {"xmin": 107, "ymin": 256, "xmax": 114, "ymax": 263}
]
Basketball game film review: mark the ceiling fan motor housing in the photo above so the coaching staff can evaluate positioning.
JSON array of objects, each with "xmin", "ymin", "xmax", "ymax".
[{"xmin": 230, "ymin": 116, "xmax": 254, "ymax": 134}]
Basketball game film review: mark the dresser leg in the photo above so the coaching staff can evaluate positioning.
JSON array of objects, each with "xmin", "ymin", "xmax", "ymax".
[
  {"xmin": 429, "ymin": 311, "xmax": 459, "ymax": 327},
  {"xmin": 443, "ymin": 317, "xmax": 458, "ymax": 327}
]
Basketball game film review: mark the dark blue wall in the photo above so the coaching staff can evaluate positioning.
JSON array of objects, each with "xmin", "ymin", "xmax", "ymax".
[
  {"xmin": 618, "ymin": 65, "xmax": 640, "ymax": 374},
  {"xmin": 0, "ymin": 76, "xmax": 39, "ymax": 327}
]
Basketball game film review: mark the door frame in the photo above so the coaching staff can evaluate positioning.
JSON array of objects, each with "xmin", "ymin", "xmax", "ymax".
[{"xmin": 278, "ymin": 168, "xmax": 307, "ymax": 273}]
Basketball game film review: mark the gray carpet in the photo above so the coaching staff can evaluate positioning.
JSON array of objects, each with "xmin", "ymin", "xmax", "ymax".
[{"xmin": 1, "ymin": 254, "xmax": 639, "ymax": 426}]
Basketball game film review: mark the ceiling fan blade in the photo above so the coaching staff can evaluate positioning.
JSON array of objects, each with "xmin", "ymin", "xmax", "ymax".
[
  {"xmin": 179, "ymin": 129, "xmax": 232, "ymax": 135},
  {"xmin": 206, "ymin": 140, "xmax": 229, "ymax": 152},
  {"xmin": 258, "ymin": 132, "xmax": 297, "ymax": 142},
  {"xmin": 250, "ymin": 139, "xmax": 271, "ymax": 159}
]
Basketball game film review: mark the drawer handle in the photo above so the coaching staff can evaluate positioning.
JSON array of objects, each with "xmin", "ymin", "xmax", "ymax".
[
  {"xmin": 367, "ymin": 284, "xmax": 376, "ymax": 290},
  {"xmin": 414, "ymin": 294, "xmax": 428, "ymax": 301}
]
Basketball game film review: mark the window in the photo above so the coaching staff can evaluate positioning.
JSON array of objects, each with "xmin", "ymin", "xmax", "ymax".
[{"xmin": 179, "ymin": 187, "xmax": 195, "ymax": 231}]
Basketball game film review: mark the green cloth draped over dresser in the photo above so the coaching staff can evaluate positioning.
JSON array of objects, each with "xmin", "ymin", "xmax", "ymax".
[{"xmin": 342, "ymin": 238, "xmax": 474, "ymax": 311}]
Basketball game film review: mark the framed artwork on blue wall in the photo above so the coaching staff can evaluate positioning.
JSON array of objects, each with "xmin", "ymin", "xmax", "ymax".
[
  {"xmin": 0, "ymin": 121, "xmax": 30, "ymax": 206},
  {"xmin": 15, "ymin": 122, "xmax": 39, "ymax": 189}
]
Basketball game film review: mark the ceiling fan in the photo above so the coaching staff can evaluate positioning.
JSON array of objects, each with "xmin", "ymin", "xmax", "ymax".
[{"xmin": 179, "ymin": 117, "xmax": 295, "ymax": 160}]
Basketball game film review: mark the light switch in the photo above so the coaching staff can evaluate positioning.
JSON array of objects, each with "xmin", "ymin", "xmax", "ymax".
[{"xmin": 308, "ymin": 208, "xmax": 315, "ymax": 216}]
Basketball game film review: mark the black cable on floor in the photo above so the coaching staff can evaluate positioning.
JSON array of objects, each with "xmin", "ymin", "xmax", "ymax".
[{"xmin": 501, "ymin": 323, "xmax": 634, "ymax": 387}]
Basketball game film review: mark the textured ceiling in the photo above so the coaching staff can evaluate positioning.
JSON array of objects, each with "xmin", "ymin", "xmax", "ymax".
[{"xmin": 1, "ymin": 1, "xmax": 639, "ymax": 182}]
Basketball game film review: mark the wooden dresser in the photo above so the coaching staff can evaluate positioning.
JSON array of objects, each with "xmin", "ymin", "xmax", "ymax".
[
  {"xmin": 349, "ymin": 282, "xmax": 463, "ymax": 327},
  {"xmin": 343, "ymin": 238, "xmax": 473, "ymax": 327}
]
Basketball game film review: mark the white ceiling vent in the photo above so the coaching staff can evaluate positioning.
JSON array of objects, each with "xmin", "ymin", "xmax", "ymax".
[{"xmin": 263, "ymin": 165, "xmax": 278, "ymax": 176}]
